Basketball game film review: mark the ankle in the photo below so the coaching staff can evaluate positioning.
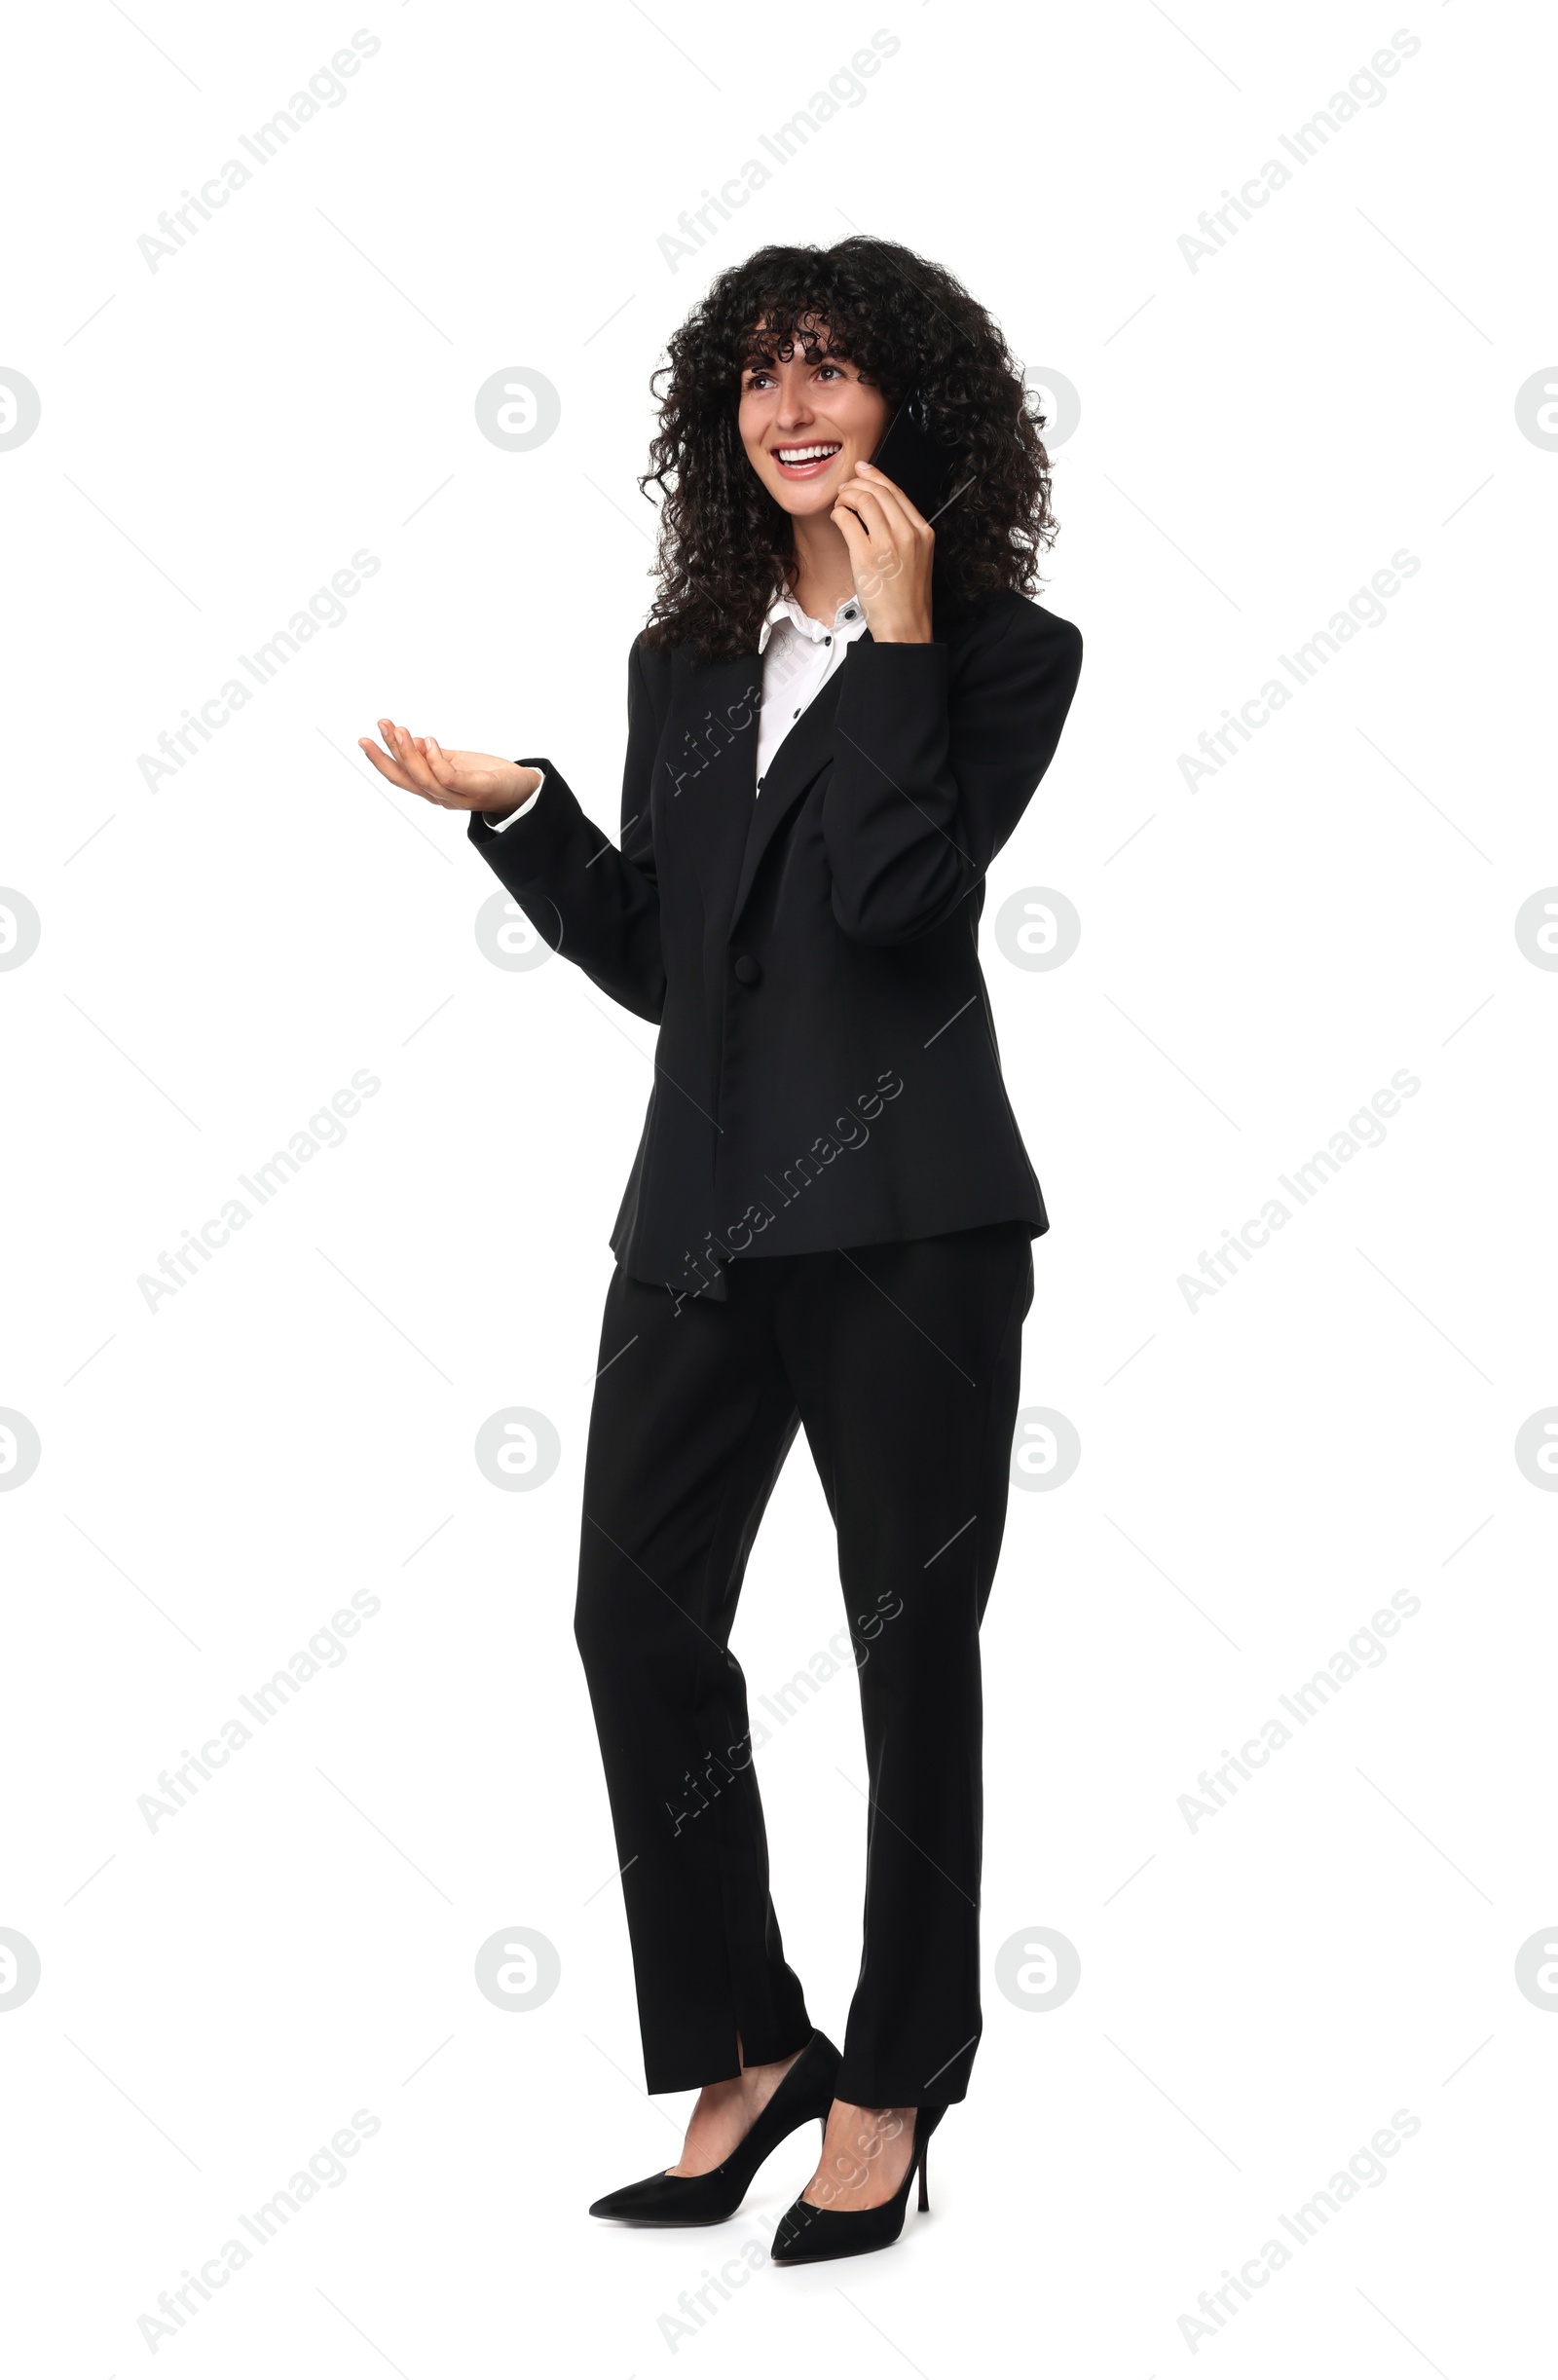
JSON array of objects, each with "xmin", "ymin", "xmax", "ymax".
[{"xmin": 740, "ymin": 2044, "xmax": 801, "ymax": 2111}]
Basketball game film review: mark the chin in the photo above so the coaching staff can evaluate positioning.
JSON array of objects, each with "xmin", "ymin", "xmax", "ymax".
[
  {"xmin": 772, "ymin": 488, "xmax": 838, "ymax": 518},
  {"xmin": 764, "ymin": 470, "xmax": 847, "ymax": 516}
]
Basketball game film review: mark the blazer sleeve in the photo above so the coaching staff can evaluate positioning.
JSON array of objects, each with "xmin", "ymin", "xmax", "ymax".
[
  {"xmin": 823, "ymin": 598, "xmax": 1083, "ymax": 948},
  {"xmin": 465, "ymin": 637, "xmax": 668, "ymax": 1023}
]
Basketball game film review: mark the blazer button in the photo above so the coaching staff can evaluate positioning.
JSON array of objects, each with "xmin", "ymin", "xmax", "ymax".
[{"xmin": 732, "ymin": 954, "xmax": 761, "ymax": 985}]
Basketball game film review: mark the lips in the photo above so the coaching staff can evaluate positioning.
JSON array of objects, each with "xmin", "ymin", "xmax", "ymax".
[{"xmin": 771, "ymin": 441, "xmax": 842, "ymax": 479}]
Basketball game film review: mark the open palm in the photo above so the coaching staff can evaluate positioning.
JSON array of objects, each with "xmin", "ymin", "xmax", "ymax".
[{"xmin": 358, "ymin": 719, "xmax": 538, "ymax": 814}]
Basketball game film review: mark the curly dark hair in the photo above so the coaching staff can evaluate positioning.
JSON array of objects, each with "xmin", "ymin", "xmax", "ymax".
[{"xmin": 638, "ymin": 236, "xmax": 1057, "ymax": 658}]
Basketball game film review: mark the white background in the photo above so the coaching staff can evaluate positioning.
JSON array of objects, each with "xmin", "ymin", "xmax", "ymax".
[{"xmin": 3, "ymin": 0, "xmax": 1554, "ymax": 2371}]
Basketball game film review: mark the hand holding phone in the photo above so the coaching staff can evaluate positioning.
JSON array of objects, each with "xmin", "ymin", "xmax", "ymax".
[{"xmin": 831, "ymin": 415, "xmax": 946, "ymax": 645}]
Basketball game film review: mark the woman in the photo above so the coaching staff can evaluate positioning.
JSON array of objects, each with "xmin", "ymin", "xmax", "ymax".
[{"xmin": 360, "ymin": 237, "xmax": 1082, "ymax": 2263}]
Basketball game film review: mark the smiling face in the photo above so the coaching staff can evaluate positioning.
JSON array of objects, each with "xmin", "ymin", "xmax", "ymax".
[{"xmin": 737, "ymin": 317, "xmax": 891, "ymax": 518}]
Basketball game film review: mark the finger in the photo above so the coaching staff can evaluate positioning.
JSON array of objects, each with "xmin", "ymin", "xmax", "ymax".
[
  {"xmin": 829, "ymin": 500, "xmax": 872, "ymax": 564},
  {"xmin": 419, "ymin": 737, "xmax": 496, "ymax": 808},
  {"xmin": 421, "ymin": 736, "xmax": 466, "ymax": 793},
  {"xmin": 833, "ymin": 482, "xmax": 901, "ymax": 550},
  {"xmin": 378, "ymin": 723, "xmax": 457, "ymax": 805},
  {"xmin": 831, "ymin": 490, "xmax": 902, "ymax": 594},
  {"xmin": 391, "ymin": 723, "xmax": 440, "ymax": 790},
  {"xmin": 386, "ymin": 722, "xmax": 444, "ymax": 795},
  {"xmin": 358, "ymin": 735, "xmax": 421, "ymax": 794},
  {"xmin": 371, "ymin": 718, "xmax": 427, "ymax": 792},
  {"xmin": 832, "ymin": 482, "xmax": 890, "ymax": 536},
  {"xmin": 839, "ymin": 479, "xmax": 918, "ymax": 552}
]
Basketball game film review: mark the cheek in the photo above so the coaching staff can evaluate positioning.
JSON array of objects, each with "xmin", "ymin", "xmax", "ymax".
[{"xmin": 843, "ymin": 386, "xmax": 889, "ymax": 447}]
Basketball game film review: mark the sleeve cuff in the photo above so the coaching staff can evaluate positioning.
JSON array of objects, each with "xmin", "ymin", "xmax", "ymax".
[{"xmin": 484, "ymin": 769, "xmax": 545, "ymax": 831}]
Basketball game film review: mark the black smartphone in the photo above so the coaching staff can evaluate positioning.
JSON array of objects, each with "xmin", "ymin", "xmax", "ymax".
[{"xmin": 866, "ymin": 389, "xmax": 963, "ymax": 520}]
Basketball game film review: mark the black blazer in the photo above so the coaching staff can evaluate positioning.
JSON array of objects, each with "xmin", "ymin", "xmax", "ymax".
[{"xmin": 468, "ymin": 593, "xmax": 1083, "ymax": 1304}]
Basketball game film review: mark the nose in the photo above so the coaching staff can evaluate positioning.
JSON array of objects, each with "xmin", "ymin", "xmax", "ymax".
[{"xmin": 774, "ymin": 367, "xmax": 815, "ymax": 432}]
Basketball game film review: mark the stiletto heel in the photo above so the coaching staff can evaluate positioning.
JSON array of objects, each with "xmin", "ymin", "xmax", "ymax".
[
  {"xmin": 588, "ymin": 2030, "xmax": 841, "ymax": 2226},
  {"xmin": 771, "ymin": 2104, "xmax": 946, "ymax": 2264}
]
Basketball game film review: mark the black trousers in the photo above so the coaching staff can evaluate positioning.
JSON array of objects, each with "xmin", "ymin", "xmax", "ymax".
[{"xmin": 574, "ymin": 1219, "xmax": 1034, "ymax": 2108}]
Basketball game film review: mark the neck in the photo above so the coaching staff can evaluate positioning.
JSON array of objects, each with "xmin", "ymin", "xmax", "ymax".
[{"xmin": 785, "ymin": 513, "xmax": 857, "ymax": 624}]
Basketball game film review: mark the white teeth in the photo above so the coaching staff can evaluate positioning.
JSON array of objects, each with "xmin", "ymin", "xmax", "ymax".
[{"xmin": 776, "ymin": 444, "xmax": 840, "ymax": 464}]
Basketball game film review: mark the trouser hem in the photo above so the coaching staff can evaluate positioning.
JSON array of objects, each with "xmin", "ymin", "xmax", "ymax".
[
  {"xmin": 645, "ymin": 2023, "xmax": 815, "ymax": 2098},
  {"xmin": 833, "ymin": 2062, "xmax": 975, "ymax": 2108}
]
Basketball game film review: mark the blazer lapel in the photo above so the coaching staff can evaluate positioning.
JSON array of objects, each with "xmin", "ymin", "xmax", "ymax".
[
  {"xmin": 663, "ymin": 653, "xmax": 764, "ymax": 908},
  {"xmin": 729, "ymin": 649, "xmax": 854, "ymax": 931}
]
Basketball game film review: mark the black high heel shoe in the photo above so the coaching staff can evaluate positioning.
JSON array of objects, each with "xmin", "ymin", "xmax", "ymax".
[
  {"xmin": 587, "ymin": 2030, "xmax": 841, "ymax": 2225},
  {"xmin": 770, "ymin": 2103, "xmax": 946, "ymax": 2264}
]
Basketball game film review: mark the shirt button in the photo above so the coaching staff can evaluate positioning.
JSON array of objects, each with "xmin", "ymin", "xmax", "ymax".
[
  {"xmin": 732, "ymin": 954, "xmax": 760, "ymax": 985},
  {"xmin": 825, "ymin": 635, "xmax": 832, "ymax": 646},
  {"xmin": 793, "ymin": 708, "xmax": 799, "ymax": 719}
]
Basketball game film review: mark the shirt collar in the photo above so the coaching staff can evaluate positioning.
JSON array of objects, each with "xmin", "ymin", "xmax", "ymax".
[{"xmin": 758, "ymin": 588, "xmax": 867, "ymax": 653}]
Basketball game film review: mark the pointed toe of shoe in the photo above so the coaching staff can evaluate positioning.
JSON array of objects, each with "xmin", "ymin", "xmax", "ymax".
[
  {"xmin": 588, "ymin": 2178, "xmax": 646, "ymax": 2221},
  {"xmin": 770, "ymin": 2196, "xmax": 908, "ymax": 2265},
  {"xmin": 587, "ymin": 2167, "xmax": 735, "ymax": 2226},
  {"xmin": 588, "ymin": 2172, "xmax": 686, "ymax": 2223},
  {"xmin": 770, "ymin": 2195, "xmax": 826, "ymax": 2262}
]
